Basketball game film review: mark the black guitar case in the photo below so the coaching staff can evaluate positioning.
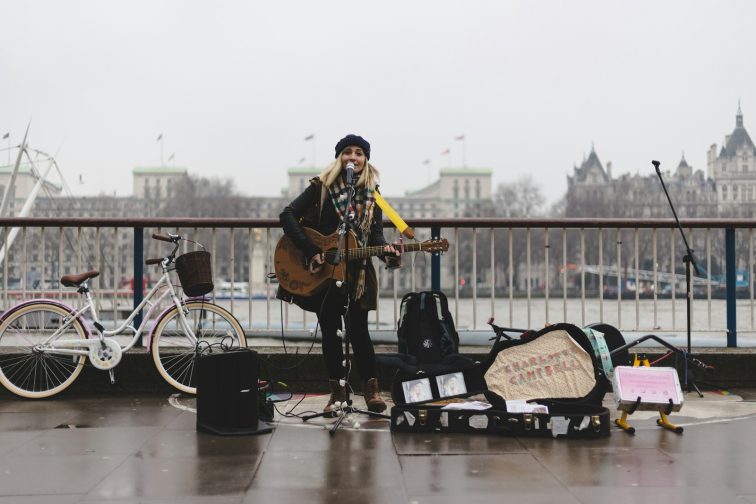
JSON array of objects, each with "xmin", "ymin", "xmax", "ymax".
[{"xmin": 390, "ymin": 323, "xmax": 611, "ymax": 438}]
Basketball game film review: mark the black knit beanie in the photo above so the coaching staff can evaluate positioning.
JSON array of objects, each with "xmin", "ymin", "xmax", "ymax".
[{"xmin": 334, "ymin": 134, "xmax": 370, "ymax": 160}]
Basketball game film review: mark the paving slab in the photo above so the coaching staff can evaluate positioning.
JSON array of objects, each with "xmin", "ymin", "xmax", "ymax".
[{"xmin": 0, "ymin": 390, "xmax": 754, "ymax": 503}]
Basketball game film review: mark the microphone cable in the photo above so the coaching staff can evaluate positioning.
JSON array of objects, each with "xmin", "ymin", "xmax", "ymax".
[{"xmin": 259, "ymin": 261, "xmax": 341, "ymax": 418}]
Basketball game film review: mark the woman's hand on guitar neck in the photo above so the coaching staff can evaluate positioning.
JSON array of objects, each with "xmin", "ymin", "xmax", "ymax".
[
  {"xmin": 383, "ymin": 245, "xmax": 401, "ymax": 269},
  {"xmin": 308, "ymin": 253, "xmax": 325, "ymax": 274}
]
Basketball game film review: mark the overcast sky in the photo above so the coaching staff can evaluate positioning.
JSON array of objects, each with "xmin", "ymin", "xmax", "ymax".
[{"xmin": 2, "ymin": 0, "xmax": 755, "ymax": 206}]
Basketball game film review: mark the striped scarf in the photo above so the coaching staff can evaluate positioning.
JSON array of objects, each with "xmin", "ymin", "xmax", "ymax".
[{"xmin": 327, "ymin": 174, "xmax": 376, "ymax": 299}]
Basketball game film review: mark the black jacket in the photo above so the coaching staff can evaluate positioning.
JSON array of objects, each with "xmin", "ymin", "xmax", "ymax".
[{"xmin": 278, "ymin": 177, "xmax": 388, "ymax": 311}]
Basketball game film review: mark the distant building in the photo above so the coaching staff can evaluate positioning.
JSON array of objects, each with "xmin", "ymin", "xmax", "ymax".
[
  {"xmin": 564, "ymin": 104, "xmax": 756, "ymax": 218},
  {"xmin": 132, "ymin": 166, "xmax": 188, "ymax": 199},
  {"xmin": 285, "ymin": 166, "xmax": 493, "ymax": 218},
  {"xmin": 286, "ymin": 168, "xmax": 319, "ymax": 199},
  {"xmin": 566, "ymin": 147, "xmax": 717, "ymax": 218},
  {"xmin": 404, "ymin": 168, "xmax": 492, "ymax": 218},
  {"xmin": 284, "ymin": 166, "xmax": 493, "ymax": 290},
  {"xmin": 707, "ymin": 103, "xmax": 756, "ymax": 215}
]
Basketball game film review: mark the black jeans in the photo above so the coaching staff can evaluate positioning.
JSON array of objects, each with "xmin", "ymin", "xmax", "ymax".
[{"xmin": 316, "ymin": 288, "xmax": 377, "ymax": 381}]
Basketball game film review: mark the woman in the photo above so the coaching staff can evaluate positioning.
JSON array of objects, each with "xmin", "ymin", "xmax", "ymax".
[{"xmin": 279, "ymin": 134, "xmax": 400, "ymax": 415}]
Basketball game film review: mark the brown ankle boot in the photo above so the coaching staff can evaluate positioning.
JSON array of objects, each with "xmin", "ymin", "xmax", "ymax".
[
  {"xmin": 364, "ymin": 378, "xmax": 387, "ymax": 413},
  {"xmin": 324, "ymin": 379, "xmax": 346, "ymax": 417}
]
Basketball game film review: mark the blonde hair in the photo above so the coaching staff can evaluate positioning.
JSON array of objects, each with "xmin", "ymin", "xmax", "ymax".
[{"xmin": 319, "ymin": 151, "xmax": 380, "ymax": 189}]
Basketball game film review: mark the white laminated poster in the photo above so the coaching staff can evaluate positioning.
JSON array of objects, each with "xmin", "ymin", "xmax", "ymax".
[
  {"xmin": 440, "ymin": 412, "xmax": 449, "ymax": 428},
  {"xmin": 468, "ymin": 415, "xmax": 489, "ymax": 429},
  {"xmin": 404, "ymin": 411, "xmax": 416, "ymax": 426},
  {"xmin": 550, "ymin": 416, "xmax": 570, "ymax": 437},
  {"xmin": 577, "ymin": 416, "xmax": 590, "ymax": 431},
  {"xmin": 442, "ymin": 401, "xmax": 492, "ymax": 411},
  {"xmin": 505, "ymin": 400, "xmax": 549, "ymax": 414}
]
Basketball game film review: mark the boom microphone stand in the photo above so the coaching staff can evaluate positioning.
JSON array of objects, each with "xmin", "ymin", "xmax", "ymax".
[
  {"xmin": 653, "ymin": 160, "xmax": 703, "ymax": 396},
  {"xmin": 301, "ymin": 166, "xmax": 389, "ymax": 433}
]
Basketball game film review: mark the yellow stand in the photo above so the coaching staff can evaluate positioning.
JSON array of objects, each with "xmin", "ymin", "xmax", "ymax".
[
  {"xmin": 615, "ymin": 410, "xmax": 636, "ymax": 435},
  {"xmin": 615, "ymin": 356, "xmax": 683, "ymax": 435}
]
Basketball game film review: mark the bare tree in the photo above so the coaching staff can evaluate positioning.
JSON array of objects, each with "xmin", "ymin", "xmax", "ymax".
[
  {"xmin": 152, "ymin": 175, "xmax": 252, "ymax": 281},
  {"xmin": 457, "ymin": 176, "xmax": 548, "ymax": 294},
  {"xmin": 159, "ymin": 175, "xmax": 238, "ymax": 217},
  {"xmin": 493, "ymin": 176, "xmax": 547, "ymax": 218}
]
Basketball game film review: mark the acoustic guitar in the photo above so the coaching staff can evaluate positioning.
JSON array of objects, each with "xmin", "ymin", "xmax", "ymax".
[{"xmin": 274, "ymin": 227, "xmax": 449, "ymax": 297}]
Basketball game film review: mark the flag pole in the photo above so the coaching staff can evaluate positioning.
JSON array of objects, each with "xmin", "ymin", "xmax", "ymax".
[
  {"xmin": 157, "ymin": 133, "xmax": 164, "ymax": 166},
  {"xmin": 455, "ymin": 134, "xmax": 466, "ymax": 167},
  {"xmin": 441, "ymin": 148, "xmax": 451, "ymax": 169},
  {"xmin": 305, "ymin": 134, "xmax": 316, "ymax": 167}
]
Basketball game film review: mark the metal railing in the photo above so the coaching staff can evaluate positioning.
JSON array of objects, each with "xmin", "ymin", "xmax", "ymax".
[{"xmin": 1, "ymin": 217, "xmax": 754, "ymax": 347}]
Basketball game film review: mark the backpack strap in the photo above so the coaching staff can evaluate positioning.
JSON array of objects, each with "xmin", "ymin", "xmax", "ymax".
[{"xmin": 431, "ymin": 292, "xmax": 443, "ymax": 320}]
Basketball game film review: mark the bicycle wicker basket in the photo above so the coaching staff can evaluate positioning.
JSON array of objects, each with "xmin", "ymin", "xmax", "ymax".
[{"xmin": 175, "ymin": 250, "xmax": 214, "ymax": 297}]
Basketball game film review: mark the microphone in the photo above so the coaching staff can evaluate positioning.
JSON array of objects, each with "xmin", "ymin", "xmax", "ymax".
[
  {"xmin": 652, "ymin": 160, "xmax": 661, "ymax": 174},
  {"xmin": 345, "ymin": 162, "xmax": 355, "ymax": 185}
]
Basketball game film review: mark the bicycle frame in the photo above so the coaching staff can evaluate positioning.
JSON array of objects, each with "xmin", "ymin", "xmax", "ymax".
[{"xmin": 32, "ymin": 261, "xmax": 196, "ymax": 357}]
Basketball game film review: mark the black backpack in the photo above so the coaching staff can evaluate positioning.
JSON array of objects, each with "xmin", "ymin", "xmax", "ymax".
[{"xmin": 397, "ymin": 291, "xmax": 459, "ymax": 363}]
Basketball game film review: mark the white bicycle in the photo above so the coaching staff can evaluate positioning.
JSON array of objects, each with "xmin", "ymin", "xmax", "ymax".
[{"xmin": 0, "ymin": 233, "xmax": 247, "ymax": 398}]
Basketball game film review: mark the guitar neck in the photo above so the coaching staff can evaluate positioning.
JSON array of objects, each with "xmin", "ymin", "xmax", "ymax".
[{"xmin": 343, "ymin": 242, "xmax": 425, "ymax": 261}]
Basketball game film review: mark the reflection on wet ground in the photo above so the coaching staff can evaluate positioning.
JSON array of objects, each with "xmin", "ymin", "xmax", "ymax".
[{"xmin": 0, "ymin": 390, "xmax": 755, "ymax": 503}]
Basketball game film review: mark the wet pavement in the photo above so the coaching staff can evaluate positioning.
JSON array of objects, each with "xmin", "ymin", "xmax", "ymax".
[{"xmin": 1, "ymin": 390, "xmax": 756, "ymax": 503}]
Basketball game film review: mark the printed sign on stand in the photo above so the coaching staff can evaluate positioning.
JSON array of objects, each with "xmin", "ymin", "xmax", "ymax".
[{"xmin": 612, "ymin": 366, "xmax": 684, "ymax": 413}]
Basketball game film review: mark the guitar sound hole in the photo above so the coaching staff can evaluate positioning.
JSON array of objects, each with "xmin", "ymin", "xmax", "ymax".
[{"xmin": 325, "ymin": 249, "xmax": 340, "ymax": 265}]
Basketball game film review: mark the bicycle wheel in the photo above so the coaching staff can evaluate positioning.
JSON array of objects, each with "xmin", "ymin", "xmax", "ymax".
[
  {"xmin": 150, "ymin": 300, "xmax": 247, "ymax": 394},
  {"xmin": 0, "ymin": 302, "xmax": 88, "ymax": 398}
]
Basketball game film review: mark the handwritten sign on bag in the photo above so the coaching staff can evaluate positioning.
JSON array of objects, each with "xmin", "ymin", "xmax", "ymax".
[{"xmin": 484, "ymin": 329, "xmax": 597, "ymax": 401}]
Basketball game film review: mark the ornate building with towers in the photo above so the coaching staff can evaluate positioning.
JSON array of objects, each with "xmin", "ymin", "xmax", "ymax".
[
  {"xmin": 565, "ymin": 105, "xmax": 756, "ymax": 218},
  {"xmin": 708, "ymin": 103, "xmax": 756, "ymax": 215}
]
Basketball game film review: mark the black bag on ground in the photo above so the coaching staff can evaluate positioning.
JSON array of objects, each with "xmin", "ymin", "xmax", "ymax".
[{"xmin": 397, "ymin": 291, "xmax": 459, "ymax": 364}]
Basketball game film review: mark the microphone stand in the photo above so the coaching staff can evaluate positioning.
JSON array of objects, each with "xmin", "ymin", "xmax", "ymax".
[
  {"xmin": 653, "ymin": 160, "xmax": 703, "ymax": 397},
  {"xmin": 301, "ymin": 173, "xmax": 389, "ymax": 433}
]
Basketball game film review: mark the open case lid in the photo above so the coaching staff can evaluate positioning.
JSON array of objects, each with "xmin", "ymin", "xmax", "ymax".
[
  {"xmin": 482, "ymin": 323, "xmax": 608, "ymax": 406},
  {"xmin": 391, "ymin": 363, "xmax": 488, "ymax": 406}
]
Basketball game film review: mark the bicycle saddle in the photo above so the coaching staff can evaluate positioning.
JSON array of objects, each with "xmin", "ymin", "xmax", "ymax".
[{"xmin": 60, "ymin": 270, "xmax": 100, "ymax": 287}]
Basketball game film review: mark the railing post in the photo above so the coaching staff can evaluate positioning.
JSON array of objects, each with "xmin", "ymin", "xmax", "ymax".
[
  {"xmin": 726, "ymin": 227, "xmax": 737, "ymax": 347},
  {"xmin": 134, "ymin": 227, "xmax": 144, "ymax": 345},
  {"xmin": 432, "ymin": 226, "xmax": 441, "ymax": 291}
]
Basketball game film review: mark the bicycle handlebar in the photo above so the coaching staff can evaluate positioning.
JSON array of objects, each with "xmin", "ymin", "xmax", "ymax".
[
  {"xmin": 152, "ymin": 233, "xmax": 178, "ymax": 242},
  {"xmin": 145, "ymin": 258, "xmax": 163, "ymax": 265}
]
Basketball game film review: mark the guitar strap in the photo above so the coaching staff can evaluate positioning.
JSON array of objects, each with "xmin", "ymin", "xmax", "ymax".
[
  {"xmin": 319, "ymin": 183, "xmax": 328, "ymax": 226},
  {"xmin": 375, "ymin": 193, "xmax": 415, "ymax": 239},
  {"xmin": 315, "ymin": 176, "xmax": 410, "ymax": 239}
]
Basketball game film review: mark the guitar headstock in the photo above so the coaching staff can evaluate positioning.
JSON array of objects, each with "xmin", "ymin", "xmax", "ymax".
[{"xmin": 421, "ymin": 238, "xmax": 449, "ymax": 253}]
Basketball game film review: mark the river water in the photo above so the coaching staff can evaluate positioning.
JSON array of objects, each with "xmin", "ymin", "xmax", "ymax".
[{"xmin": 216, "ymin": 296, "xmax": 756, "ymax": 347}]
